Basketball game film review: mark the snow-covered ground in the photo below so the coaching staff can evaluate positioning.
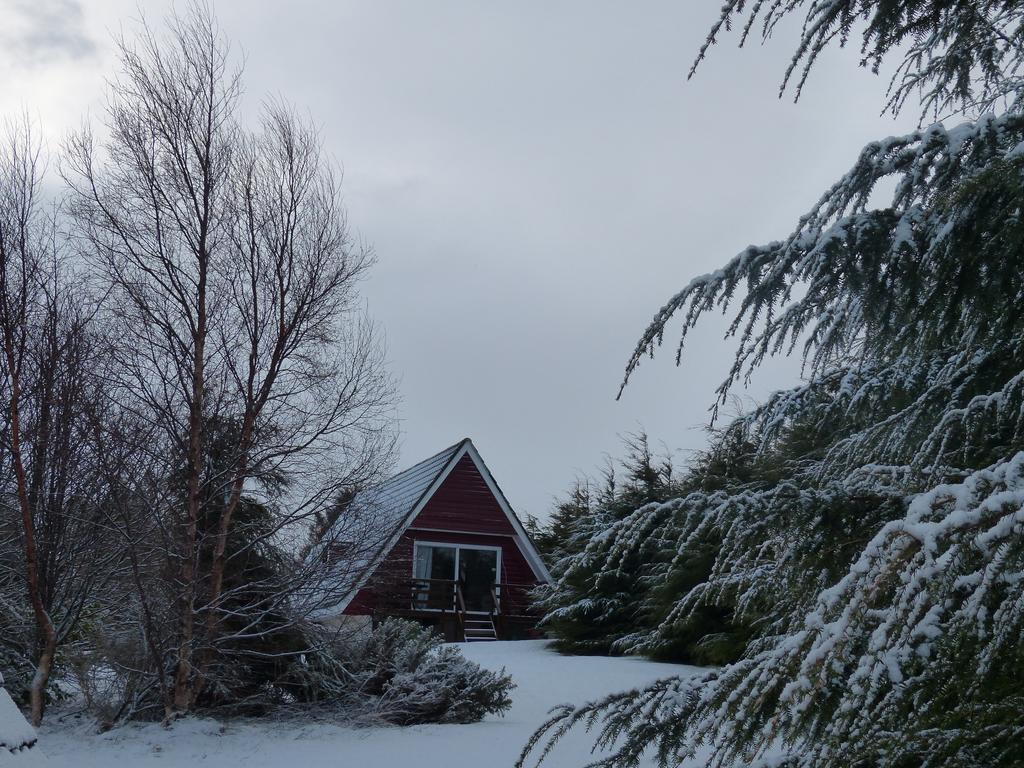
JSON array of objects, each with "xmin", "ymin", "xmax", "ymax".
[
  {"xmin": 1, "ymin": 677, "xmax": 48, "ymax": 767},
  {"xmin": 37, "ymin": 640, "xmax": 707, "ymax": 767}
]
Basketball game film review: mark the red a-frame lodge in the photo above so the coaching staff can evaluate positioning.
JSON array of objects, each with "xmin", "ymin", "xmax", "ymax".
[{"xmin": 317, "ymin": 438, "xmax": 550, "ymax": 642}]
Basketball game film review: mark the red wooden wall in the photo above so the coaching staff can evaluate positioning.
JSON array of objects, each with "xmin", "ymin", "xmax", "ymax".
[{"xmin": 412, "ymin": 454, "xmax": 517, "ymax": 535}]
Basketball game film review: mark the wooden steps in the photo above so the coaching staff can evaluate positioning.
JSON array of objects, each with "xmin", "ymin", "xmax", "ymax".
[{"xmin": 463, "ymin": 616, "xmax": 497, "ymax": 642}]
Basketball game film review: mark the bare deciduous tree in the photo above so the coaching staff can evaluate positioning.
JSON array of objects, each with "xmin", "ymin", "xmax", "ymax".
[
  {"xmin": 0, "ymin": 117, "xmax": 118, "ymax": 726},
  {"xmin": 64, "ymin": 4, "xmax": 396, "ymax": 719},
  {"xmin": 0, "ymin": 116, "xmax": 56, "ymax": 728}
]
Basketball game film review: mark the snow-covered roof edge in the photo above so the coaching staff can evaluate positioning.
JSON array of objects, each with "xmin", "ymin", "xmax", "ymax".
[
  {"xmin": 327, "ymin": 437, "xmax": 550, "ymax": 615},
  {"xmin": 460, "ymin": 440, "xmax": 552, "ymax": 583}
]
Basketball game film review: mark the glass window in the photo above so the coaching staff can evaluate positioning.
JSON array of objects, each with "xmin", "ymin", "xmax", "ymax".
[
  {"xmin": 413, "ymin": 545, "xmax": 457, "ymax": 609},
  {"xmin": 412, "ymin": 543, "xmax": 501, "ymax": 612},
  {"xmin": 414, "ymin": 544, "xmax": 456, "ymax": 581}
]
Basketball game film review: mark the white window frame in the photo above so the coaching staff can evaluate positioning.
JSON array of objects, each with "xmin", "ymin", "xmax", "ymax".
[{"xmin": 412, "ymin": 540, "xmax": 503, "ymax": 613}]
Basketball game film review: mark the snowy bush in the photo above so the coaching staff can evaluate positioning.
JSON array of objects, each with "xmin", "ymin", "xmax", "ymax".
[
  {"xmin": 337, "ymin": 619, "xmax": 514, "ymax": 725},
  {"xmin": 0, "ymin": 603, "xmax": 73, "ymax": 713},
  {"xmin": 0, "ymin": 672, "xmax": 42, "ymax": 760},
  {"xmin": 68, "ymin": 617, "xmax": 515, "ymax": 728}
]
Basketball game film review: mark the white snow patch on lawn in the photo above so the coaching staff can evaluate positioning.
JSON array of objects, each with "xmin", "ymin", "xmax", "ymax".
[{"xmin": 38, "ymin": 640, "xmax": 710, "ymax": 767}]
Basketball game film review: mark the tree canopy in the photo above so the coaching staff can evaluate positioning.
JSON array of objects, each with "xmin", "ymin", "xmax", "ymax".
[{"xmin": 525, "ymin": 3, "xmax": 1024, "ymax": 766}]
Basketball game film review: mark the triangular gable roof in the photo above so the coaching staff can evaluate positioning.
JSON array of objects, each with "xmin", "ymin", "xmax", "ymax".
[
  {"xmin": 457, "ymin": 440, "xmax": 551, "ymax": 582},
  {"xmin": 322, "ymin": 438, "xmax": 550, "ymax": 616},
  {"xmin": 352, "ymin": 439, "xmax": 466, "ymax": 536}
]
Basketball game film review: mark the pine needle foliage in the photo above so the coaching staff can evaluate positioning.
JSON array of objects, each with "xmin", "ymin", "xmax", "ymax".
[
  {"xmin": 533, "ymin": 434, "xmax": 692, "ymax": 657},
  {"xmin": 694, "ymin": 0, "xmax": 1024, "ymax": 119},
  {"xmin": 523, "ymin": 3, "xmax": 1024, "ymax": 767}
]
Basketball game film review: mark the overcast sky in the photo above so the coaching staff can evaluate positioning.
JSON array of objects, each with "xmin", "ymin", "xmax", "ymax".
[{"xmin": 0, "ymin": 1, "xmax": 907, "ymax": 520}]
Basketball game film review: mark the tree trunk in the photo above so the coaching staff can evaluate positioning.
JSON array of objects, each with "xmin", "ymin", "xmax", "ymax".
[
  {"xmin": 3, "ymin": 332, "xmax": 58, "ymax": 727},
  {"xmin": 170, "ymin": 271, "xmax": 207, "ymax": 718},
  {"xmin": 192, "ymin": 413, "xmax": 253, "ymax": 701},
  {"xmin": 29, "ymin": 641, "xmax": 56, "ymax": 727}
]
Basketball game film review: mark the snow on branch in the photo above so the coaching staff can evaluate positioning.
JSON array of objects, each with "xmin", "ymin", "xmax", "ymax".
[
  {"xmin": 693, "ymin": 1, "xmax": 1024, "ymax": 119},
  {"xmin": 529, "ymin": 455, "xmax": 1024, "ymax": 767}
]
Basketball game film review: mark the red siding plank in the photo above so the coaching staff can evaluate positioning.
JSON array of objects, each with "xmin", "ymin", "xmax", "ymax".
[{"xmin": 411, "ymin": 455, "xmax": 517, "ymax": 535}]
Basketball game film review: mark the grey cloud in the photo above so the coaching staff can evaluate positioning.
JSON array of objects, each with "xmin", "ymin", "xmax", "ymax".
[
  {"xmin": 1, "ymin": 1, "xmax": 905, "ymax": 520},
  {"xmin": 1, "ymin": 0, "xmax": 96, "ymax": 66}
]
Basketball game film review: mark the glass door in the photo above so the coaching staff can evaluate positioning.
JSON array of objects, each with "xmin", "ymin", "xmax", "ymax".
[
  {"xmin": 412, "ymin": 542, "xmax": 501, "ymax": 612},
  {"xmin": 458, "ymin": 548, "xmax": 499, "ymax": 612}
]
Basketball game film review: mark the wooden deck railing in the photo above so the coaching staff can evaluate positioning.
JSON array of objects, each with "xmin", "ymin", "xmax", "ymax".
[{"xmin": 372, "ymin": 577, "xmax": 538, "ymax": 619}]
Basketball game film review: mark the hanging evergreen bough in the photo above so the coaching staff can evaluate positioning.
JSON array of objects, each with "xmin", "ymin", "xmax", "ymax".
[
  {"xmin": 535, "ymin": 419, "xmax": 906, "ymax": 667},
  {"xmin": 524, "ymin": 4, "xmax": 1024, "ymax": 766},
  {"xmin": 619, "ymin": 112, "xmax": 1024, "ymax": 480},
  {"xmin": 694, "ymin": 0, "xmax": 1024, "ymax": 119},
  {"xmin": 523, "ymin": 457, "xmax": 1024, "ymax": 767}
]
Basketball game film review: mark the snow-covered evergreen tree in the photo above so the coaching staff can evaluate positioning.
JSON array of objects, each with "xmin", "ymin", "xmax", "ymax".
[
  {"xmin": 536, "ymin": 430, "xmax": 766, "ymax": 664},
  {"xmin": 522, "ymin": 3, "xmax": 1024, "ymax": 766},
  {"xmin": 533, "ymin": 434, "xmax": 693, "ymax": 657}
]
